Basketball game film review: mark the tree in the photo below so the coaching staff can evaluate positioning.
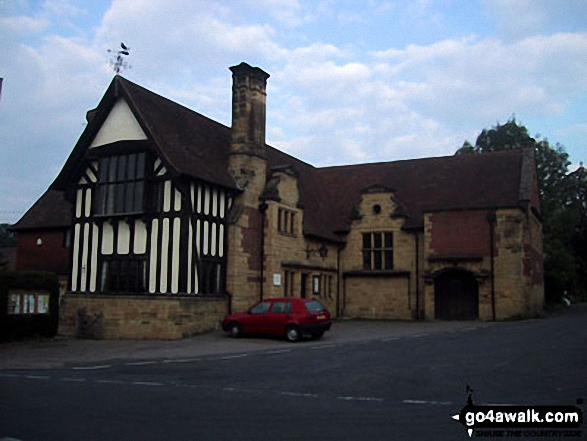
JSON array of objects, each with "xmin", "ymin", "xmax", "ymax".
[
  {"xmin": 458, "ymin": 118, "xmax": 585, "ymax": 303},
  {"xmin": 0, "ymin": 223, "xmax": 17, "ymax": 247},
  {"xmin": 0, "ymin": 223, "xmax": 17, "ymax": 271}
]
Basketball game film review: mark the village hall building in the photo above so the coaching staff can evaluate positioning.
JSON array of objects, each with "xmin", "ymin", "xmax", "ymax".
[{"xmin": 11, "ymin": 63, "xmax": 544, "ymax": 339}]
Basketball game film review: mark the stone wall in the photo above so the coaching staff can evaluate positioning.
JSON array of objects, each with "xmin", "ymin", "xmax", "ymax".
[
  {"xmin": 59, "ymin": 293, "xmax": 227, "ymax": 339},
  {"xmin": 423, "ymin": 207, "xmax": 544, "ymax": 321},
  {"xmin": 340, "ymin": 188, "xmax": 419, "ymax": 319},
  {"xmin": 344, "ymin": 275, "xmax": 412, "ymax": 319}
]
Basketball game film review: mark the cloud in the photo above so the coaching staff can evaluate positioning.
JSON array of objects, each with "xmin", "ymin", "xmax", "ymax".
[
  {"xmin": 371, "ymin": 33, "xmax": 587, "ymax": 125},
  {"xmin": 2, "ymin": 0, "xmax": 587, "ymax": 222},
  {"xmin": 485, "ymin": 0, "xmax": 587, "ymax": 40},
  {"xmin": 0, "ymin": 15, "xmax": 49, "ymax": 37},
  {"xmin": 42, "ymin": 0, "xmax": 86, "ymax": 17},
  {"xmin": 264, "ymin": 31, "xmax": 587, "ymax": 166}
]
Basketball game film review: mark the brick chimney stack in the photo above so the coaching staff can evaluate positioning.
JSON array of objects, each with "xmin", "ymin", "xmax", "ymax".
[
  {"xmin": 228, "ymin": 63, "xmax": 270, "ymax": 193},
  {"xmin": 229, "ymin": 62, "xmax": 270, "ymax": 158}
]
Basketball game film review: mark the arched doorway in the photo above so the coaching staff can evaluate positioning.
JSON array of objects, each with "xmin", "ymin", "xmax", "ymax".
[{"xmin": 434, "ymin": 270, "xmax": 479, "ymax": 320}]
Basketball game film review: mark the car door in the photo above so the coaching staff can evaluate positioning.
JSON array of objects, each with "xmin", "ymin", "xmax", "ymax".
[
  {"xmin": 267, "ymin": 300, "xmax": 293, "ymax": 335},
  {"xmin": 242, "ymin": 301, "xmax": 271, "ymax": 334}
]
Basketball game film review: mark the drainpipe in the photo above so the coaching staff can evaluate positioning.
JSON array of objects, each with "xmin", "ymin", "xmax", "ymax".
[
  {"xmin": 414, "ymin": 232, "xmax": 420, "ymax": 320},
  {"xmin": 258, "ymin": 202, "xmax": 268, "ymax": 301},
  {"xmin": 487, "ymin": 211, "xmax": 497, "ymax": 321},
  {"xmin": 336, "ymin": 245, "xmax": 342, "ymax": 318}
]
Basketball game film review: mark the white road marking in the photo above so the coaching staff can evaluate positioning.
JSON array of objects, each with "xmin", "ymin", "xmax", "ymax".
[
  {"xmin": 161, "ymin": 358, "xmax": 202, "ymax": 364},
  {"xmin": 124, "ymin": 361, "xmax": 158, "ymax": 366},
  {"xmin": 72, "ymin": 364, "xmax": 112, "ymax": 370},
  {"xmin": 25, "ymin": 375, "xmax": 50, "ymax": 380},
  {"xmin": 403, "ymin": 399, "xmax": 453, "ymax": 405},
  {"xmin": 337, "ymin": 396, "xmax": 384, "ymax": 402},
  {"xmin": 220, "ymin": 354, "xmax": 248, "ymax": 360},
  {"xmin": 59, "ymin": 377, "xmax": 87, "ymax": 382},
  {"xmin": 381, "ymin": 337, "xmax": 400, "ymax": 342},
  {"xmin": 310, "ymin": 344, "xmax": 337, "ymax": 349},
  {"xmin": 266, "ymin": 349, "xmax": 292, "ymax": 354},
  {"xmin": 281, "ymin": 391, "xmax": 318, "ymax": 398},
  {"xmin": 131, "ymin": 381, "xmax": 164, "ymax": 386}
]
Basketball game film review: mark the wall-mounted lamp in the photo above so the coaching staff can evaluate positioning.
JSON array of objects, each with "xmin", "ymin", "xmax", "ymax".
[
  {"xmin": 306, "ymin": 244, "xmax": 328, "ymax": 259},
  {"xmin": 36, "ymin": 238, "xmax": 43, "ymax": 246}
]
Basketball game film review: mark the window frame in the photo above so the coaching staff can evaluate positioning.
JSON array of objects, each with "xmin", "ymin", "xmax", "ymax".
[
  {"xmin": 99, "ymin": 256, "xmax": 147, "ymax": 294},
  {"xmin": 362, "ymin": 232, "xmax": 394, "ymax": 271},
  {"xmin": 95, "ymin": 152, "xmax": 148, "ymax": 216},
  {"xmin": 277, "ymin": 207, "xmax": 296, "ymax": 235}
]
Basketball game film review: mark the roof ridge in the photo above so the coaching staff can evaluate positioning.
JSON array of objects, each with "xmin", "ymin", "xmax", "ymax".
[{"xmin": 315, "ymin": 149, "xmax": 524, "ymax": 172}]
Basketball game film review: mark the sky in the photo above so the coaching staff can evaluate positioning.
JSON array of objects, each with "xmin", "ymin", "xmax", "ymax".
[{"xmin": 1, "ymin": 0, "xmax": 586, "ymax": 224}]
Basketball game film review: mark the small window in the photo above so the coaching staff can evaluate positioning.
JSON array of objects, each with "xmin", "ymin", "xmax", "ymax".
[
  {"xmin": 362, "ymin": 232, "xmax": 393, "ymax": 270},
  {"xmin": 313, "ymin": 275, "xmax": 320, "ymax": 295},
  {"xmin": 278, "ymin": 207, "xmax": 296, "ymax": 235}
]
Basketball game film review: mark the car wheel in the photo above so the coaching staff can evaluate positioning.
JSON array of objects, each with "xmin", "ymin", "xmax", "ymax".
[
  {"xmin": 228, "ymin": 322, "xmax": 241, "ymax": 338},
  {"xmin": 285, "ymin": 325, "xmax": 301, "ymax": 342}
]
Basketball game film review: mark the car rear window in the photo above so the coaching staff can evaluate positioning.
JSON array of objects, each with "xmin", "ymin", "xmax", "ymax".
[{"xmin": 305, "ymin": 300, "xmax": 326, "ymax": 313}]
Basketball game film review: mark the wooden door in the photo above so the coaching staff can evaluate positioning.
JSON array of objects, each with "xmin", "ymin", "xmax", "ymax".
[{"xmin": 434, "ymin": 271, "xmax": 479, "ymax": 320}]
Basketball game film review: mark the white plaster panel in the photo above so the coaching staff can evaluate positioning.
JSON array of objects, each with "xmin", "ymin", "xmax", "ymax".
[
  {"xmin": 171, "ymin": 218, "xmax": 181, "ymax": 294},
  {"xmin": 89, "ymin": 99, "xmax": 147, "ymax": 148},
  {"xmin": 134, "ymin": 220, "xmax": 147, "ymax": 254},
  {"xmin": 101, "ymin": 222, "xmax": 114, "ymax": 255},
  {"xmin": 149, "ymin": 219, "xmax": 159, "ymax": 293},
  {"xmin": 117, "ymin": 221, "xmax": 130, "ymax": 255}
]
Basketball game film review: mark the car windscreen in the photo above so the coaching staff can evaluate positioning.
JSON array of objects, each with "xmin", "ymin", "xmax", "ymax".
[{"xmin": 305, "ymin": 300, "xmax": 326, "ymax": 313}]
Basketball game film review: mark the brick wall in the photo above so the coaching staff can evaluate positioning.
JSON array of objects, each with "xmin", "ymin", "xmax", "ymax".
[
  {"xmin": 429, "ymin": 211, "xmax": 491, "ymax": 257},
  {"xmin": 16, "ymin": 230, "xmax": 70, "ymax": 276},
  {"xmin": 59, "ymin": 293, "xmax": 227, "ymax": 339}
]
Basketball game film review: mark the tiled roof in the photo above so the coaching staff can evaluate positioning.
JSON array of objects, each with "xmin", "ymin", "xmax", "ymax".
[
  {"xmin": 33, "ymin": 76, "xmax": 533, "ymax": 240},
  {"xmin": 312, "ymin": 150, "xmax": 527, "ymax": 236},
  {"xmin": 11, "ymin": 189, "xmax": 71, "ymax": 231}
]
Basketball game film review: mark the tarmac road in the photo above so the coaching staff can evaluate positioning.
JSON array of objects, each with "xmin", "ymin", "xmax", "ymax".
[{"xmin": 0, "ymin": 306, "xmax": 585, "ymax": 440}]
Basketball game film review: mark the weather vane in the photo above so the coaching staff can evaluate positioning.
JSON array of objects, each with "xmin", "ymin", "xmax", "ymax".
[{"xmin": 108, "ymin": 42, "xmax": 131, "ymax": 74}]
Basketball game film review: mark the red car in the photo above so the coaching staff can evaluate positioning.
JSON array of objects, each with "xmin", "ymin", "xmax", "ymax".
[{"xmin": 222, "ymin": 298, "xmax": 332, "ymax": 342}]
